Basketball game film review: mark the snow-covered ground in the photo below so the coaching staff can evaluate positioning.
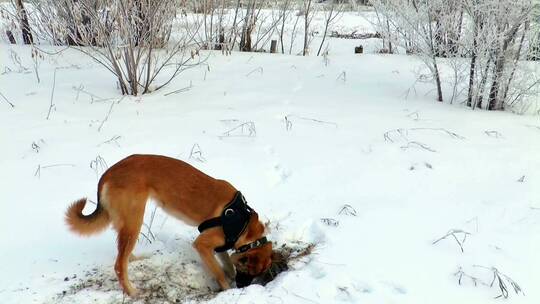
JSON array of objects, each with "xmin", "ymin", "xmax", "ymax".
[{"xmin": 1, "ymin": 9, "xmax": 540, "ymax": 304}]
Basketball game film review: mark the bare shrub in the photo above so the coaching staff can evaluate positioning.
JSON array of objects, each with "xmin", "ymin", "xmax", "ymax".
[{"xmin": 30, "ymin": 0, "xmax": 202, "ymax": 95}]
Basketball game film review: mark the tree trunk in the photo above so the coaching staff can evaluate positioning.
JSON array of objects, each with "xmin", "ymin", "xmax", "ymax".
[
  {"xmin": 279, "ymin": 10, "xmax": 286, "ymax": 53},
  {"xmin": 476, "ymin": 57, "xmax": 492, "ymax": 110},
  {"xmin": 467, "ymin": 17, "xmax": 482, "ymax": 107},
  {"xmin": 239, "ymin": 1, "xmax": 254, "ymax": 52},
  {"xmin": 270, "ymin": 40, "xmax": 277, "ymax": 53},
  {"xmin": 6, "ymin": 30, "xmax": 16, "ymax": 44},
  {"xmin": 487, "ymin": 22, "xmax": 521, "ymax": 110},
  {"xmin": 467, "ymin": 39, "xmax": 477, "ymax": 107},
  {"xmin": 303, "ymin": 0, "xmax": 312, "ymax": 56},
  {"xmin": 487, "ymin": 58, "xmax": 504, "ymax": 110},
  {"xmin": 433, "ymin": 58, "xmax": 443, "ymax": 102},
  {"xmin": 15, "ymin": 0, "xmax": 33, "ymax": 44},
  {"xmin": 386, "ymin": 18, "xmax": 393, "ymax": 54},
  {"xmin": 502, "ymin": 22, "xmax": 528, "ymax": 106},
  {"xmin": 427, "ymin": 13, "xmax": 443, "ymax": 102},
  {"xmin": 434, "ymin": 19, "xmax": 444, "ymax": 57}
]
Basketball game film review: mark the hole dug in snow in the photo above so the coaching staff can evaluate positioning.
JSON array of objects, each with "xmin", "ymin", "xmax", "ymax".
[
  {"xmin": 54, "ymin": 243, "xmax": 314, "ymax": 304},
  {"xmin": 253, "ymin": 242, "xmax": 316, "ymax": 286}
]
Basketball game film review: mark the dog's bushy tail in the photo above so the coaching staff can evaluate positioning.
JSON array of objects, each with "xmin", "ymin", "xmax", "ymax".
[{"xmin": 65, "ymin": 198, "xmax": 110, "ymax": 236}]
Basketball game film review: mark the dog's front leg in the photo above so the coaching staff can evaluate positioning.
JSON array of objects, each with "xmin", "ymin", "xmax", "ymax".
[
  {"xmin": 193, "ymin": 231, "xmax": 230, "ymax": 290},
  {"xmin": 217, "ymin": 252, "xmax": 236, "ymax": 279}
]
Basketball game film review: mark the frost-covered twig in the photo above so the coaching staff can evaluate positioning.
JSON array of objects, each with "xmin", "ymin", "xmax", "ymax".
[
  {"xmin": 338, "ymin": 204, "xmax": 357, "ymax": 216},
  {"xmin": 220, "ymin": 121, "xmax": 256, "ymax": 138},
  {"xmin": 384, "ymin": 128, "xmax": 409, "ymax": 143},
  {"xmin": 385, "ymin": 127, "xmax": 464, "ymax": 151},
  {"xmin": 401, "ymin": 77, "xmax": 420, "ymax": 100},
  {"xmin": 90, "ymin": 155, "xmax": 108, "ymax": 180},
  {"xmin": 433, "ymin": 229, "xmax": 471, "ymax": 252},
  {"xmin": 98, "ymin": 135, "xmax": 122, "ymax": 147},
  {"xmin": 408, "ymin": 128, "xmax": 465, "ymax": 140},
  {"xmin": 320, "ymin": 218, "xmax": 339, "ymax": 227},
  {"xmin": 141, "ymin": 206, "xmax": 158, "ymax": 244},
  {"xmin": 164, "ymin": 81, "xmax": 193, "ymax": 97},
  {"xmin": 246, "ymin": 67, "xmax": 263, "ymax": 77},
  {"xmin": 336, "ymin": 71, "xmax": 346, "ymax": 82},
  {"xmin": 525, "ymin": 125, "xmax": 540, "ymax": 131},
  {"xmin": 401, "ymin": 141, "xmax": 436, "ymax": 153},
  {"xmin": 34, "ymin": 163, "xmax": 76, "ymax": 178},
  {"xmin": 406, "ymin": 111, "xmax": 420, "ymax": 121},
  {"xmin": 72, "ymin": 85, "xmax": 112, "ymax": 103},
  {"xmin": 189, "ymin": 143, "xmax": 206, "ymax": 163},
  {"xmin": 454, "ymin": 266, "xmax": 486, "ymax": 287},
  {"xmin": 485, "ymin": 130, "xmax": 503, "ymax": 138},
  {"xmin": 98, "ymin": 97, "xmax": 123, "ymax": 132},
  {"xmin": 31, "ymin": 47, "xmax": 42, "ymax": 84},
  {"xmin": 8, "ymin": 50, "xmax": 28, "ymax": 73},
  {"xmin": 284, "ymin": 115, "xmax": 338, "ymax": 130},
  {"xmin": 0, "ymin": 92, "xmax": 15, "ymax": 108},
  {"xmin": 46, "ymin": 68, "xmax": 57, "ymax": 120},
  {"xmin": 284, "ymin": 116, "xmax": 293, "ymax": 131},
  {"xmin": 473, "ymin": 265, "xmax": 524, "ymax": 299}
]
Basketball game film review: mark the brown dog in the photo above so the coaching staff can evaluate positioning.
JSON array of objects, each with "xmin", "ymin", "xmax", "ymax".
[{"xmin": 65, "ymin": 154, "xmax": 272, "ymax": 296}]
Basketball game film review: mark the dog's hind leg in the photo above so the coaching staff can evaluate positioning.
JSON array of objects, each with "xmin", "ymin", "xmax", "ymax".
[
  {"xmin": 115, "ymin": 226, "xmax": 141, "ymax": 297},
  {"xmin": 217, "ymin": 252, "xmax": 236, "ymax": 279},
  {"xmin": 112, "ymin": 195, "xmax": 146, "ymax": 297}
]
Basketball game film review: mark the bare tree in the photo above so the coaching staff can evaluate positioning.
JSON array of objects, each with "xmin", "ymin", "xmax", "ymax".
[
  {"xmin": 276, "ymin": 0, "xmax": 293, "ymax": 54},
  {"xmin": 317, "ymin": 0, "xmax": 344, "ymax": 56},
  {"xmin": 462, "ymin": 0, "xmax": 534, "ymax": 110},
  {"xmin": 486, "ymin": 3, "xmax": 532, "ymax": 110},
  {"xmin": 372, "ymin": 0, "xmax": 446, "ymax": 102},
  {"xmin": 373, "ymin": 0, "xmax": 536, "ymax": 110}
]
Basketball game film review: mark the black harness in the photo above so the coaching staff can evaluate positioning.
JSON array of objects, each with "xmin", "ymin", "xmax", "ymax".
[{"xmin": 197, "ymin": 191, "xmax": 268, "ymax": 253}]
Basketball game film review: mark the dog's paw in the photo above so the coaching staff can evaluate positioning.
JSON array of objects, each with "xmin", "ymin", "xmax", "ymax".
[
  {"xmin": 218, "ymin": 279, "xmax": 231, "ymax": 291},
  {"xmin": 126, "ymin": 287, "xmax": 141, "ymax": 298},
  {"xmin": 129, "ymin": 253, "xmax": 151, "ymax": 262}
]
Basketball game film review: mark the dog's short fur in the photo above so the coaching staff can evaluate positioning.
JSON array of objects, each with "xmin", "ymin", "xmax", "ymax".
[{"xmin": 65, "ymin": 154, "xmax": 272, "ymax": 296}]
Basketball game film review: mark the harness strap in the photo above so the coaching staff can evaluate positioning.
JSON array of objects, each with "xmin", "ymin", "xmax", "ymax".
[
  {"xmin": 198, "ymin": 191, "xmax": 253, "ymax": 252},
  {"xmin": 197, "ymin": 217, "xmax": 222, "ymax": 233}
]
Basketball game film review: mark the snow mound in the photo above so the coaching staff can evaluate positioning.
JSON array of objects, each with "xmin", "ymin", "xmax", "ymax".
[
  {"xmin": 50, "ymin": 242, "xmax": 316, "ymax": 304},
  {"xmin": 51, "ymin": 252, "xmax": 217, "ymax": 304}
]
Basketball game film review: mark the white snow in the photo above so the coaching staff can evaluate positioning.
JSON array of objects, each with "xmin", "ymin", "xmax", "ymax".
[{"xmin": 1, "ymin": 9, "xmax": 540, "ymax": 304}]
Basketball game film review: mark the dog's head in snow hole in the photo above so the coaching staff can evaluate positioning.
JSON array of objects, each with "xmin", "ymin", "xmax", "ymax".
[{"xmin": 231, "ymin": 241, "xmax": 273, "ymax": 287}]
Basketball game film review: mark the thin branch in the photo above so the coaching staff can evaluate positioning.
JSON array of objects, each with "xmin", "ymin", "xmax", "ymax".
[
  {"xmin": 98, "ymin": 97, "xmax": 123, "ymax": 132},
  {"xmin": 46, "ymin": 68, "xmax": 58, "ymax": 120},
  {"xmin": 401, "ymin": 141, "xmax": 437, "ymax": 152},
  {"xmin": 163, "ymin": 81, "xmax": 193, "ymax": 97},
  {"xmin": 0, "ymin": 92, "xmax": 15, "ymax": 108}
]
